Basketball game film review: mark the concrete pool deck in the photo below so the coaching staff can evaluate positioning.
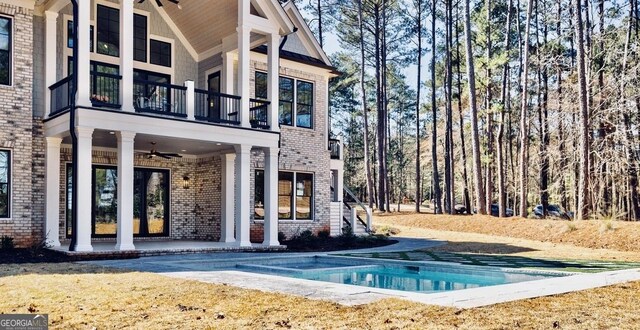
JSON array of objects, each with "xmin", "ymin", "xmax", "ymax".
[{"xmin": 87, "ymin": 237, "xmax": 640, "ymax": 308}]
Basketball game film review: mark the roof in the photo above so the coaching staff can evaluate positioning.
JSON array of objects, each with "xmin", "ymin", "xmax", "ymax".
[{"xmin": 252, "ymin": 45, "xmax": 337, "ymax": 73}]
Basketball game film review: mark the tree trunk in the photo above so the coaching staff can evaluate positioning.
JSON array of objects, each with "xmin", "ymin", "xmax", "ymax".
[
  {"xmin": 358, "ymin": 0, "xmax": 375, "ymax": 209},
  {"xmin": 497, "ymin": 0, "xmax": 512, "ymax": 218},
  {"xmin": 574, "ymin": 0, "xmax": 590, "ymax": 220},
  {"xmin": 415, "ymin": 0, "xmax": 423, "ymax": 213},
  {"xmin": 431, "ymin": 0, "xmax": 443, "ymax": 214},
  {"xmin": 518, "ymin": 0, "xmax": 534, "ymax": 218},
  {"xmin": 456, "ymin": 0, "xmax": 472, "ymax": 214},
  {"xmin": 485, "ymin": 0, "xmax": 493, "ymax": 211},
  {"xmin": 463, "ymin": 0, "xmax": 486, "ymax": 214}
]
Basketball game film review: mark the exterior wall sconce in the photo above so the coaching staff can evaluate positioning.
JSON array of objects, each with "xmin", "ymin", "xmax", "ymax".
[{"xmin": 182, "ymin": 176, "xmax": 190, "ymax": 189}]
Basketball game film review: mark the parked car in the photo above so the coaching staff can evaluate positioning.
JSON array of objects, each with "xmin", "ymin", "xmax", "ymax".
[
  {"xmin": 490, "ymin": 204, "xmax": 514, "ymax": 217},
  {"xmin": 533, "ymin": 204, "xmax": 570, "ymax": 219}
]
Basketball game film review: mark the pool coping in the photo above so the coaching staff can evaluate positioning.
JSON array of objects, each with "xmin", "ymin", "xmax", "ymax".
[{"xmin": 147, "ymin": 255, "xmax": 640, "ymax": 308}]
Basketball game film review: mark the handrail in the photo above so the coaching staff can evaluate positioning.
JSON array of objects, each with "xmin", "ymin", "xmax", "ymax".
[
  {"xmin": 134, "ymin": 79, "xmax": 186, "ymax": 91},
  {"xmin": 194, "ymin": 88, "xmax": 241, "ymax": 100},
  {"xmin": 343, "ymin": 186, "xmax": 371, "ymax": 233},
  {"xmin": 49, "ymin": 75, "xmax": 73, "ymax": 90}
]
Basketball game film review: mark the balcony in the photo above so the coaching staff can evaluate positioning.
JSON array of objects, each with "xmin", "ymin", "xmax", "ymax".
[{"xmin": 49, "ymin": 74, "xmax": 270, "ymax": 130}]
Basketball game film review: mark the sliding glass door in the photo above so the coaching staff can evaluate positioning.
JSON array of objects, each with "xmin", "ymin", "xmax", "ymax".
[{"xmin": 66, "ymin": 165, "xmax": 170, "ymax": 238}]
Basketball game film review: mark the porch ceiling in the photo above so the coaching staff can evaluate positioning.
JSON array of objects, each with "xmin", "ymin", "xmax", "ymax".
[
  {"xmin": 161, "ymin": 0, "xmax": 239, "ymax": 53},
  {"xmin": 62, "ymin": 130, "xmax": 234, "ymax": 156}
]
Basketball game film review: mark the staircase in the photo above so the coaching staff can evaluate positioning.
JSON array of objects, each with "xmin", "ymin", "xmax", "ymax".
[{"xmin": 341, "ymin": 186, "xmax": 371, "ymax": 235}]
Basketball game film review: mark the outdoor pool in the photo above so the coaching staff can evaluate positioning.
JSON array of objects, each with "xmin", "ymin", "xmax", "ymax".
[{"xmin": 236, "ymin": 256, "xmax": 567, "ymax": 293}]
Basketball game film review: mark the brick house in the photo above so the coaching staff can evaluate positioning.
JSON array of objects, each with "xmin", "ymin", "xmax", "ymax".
[{"xmin": 0, "ymin": 0, "xmax": 348, "ymax": 251}]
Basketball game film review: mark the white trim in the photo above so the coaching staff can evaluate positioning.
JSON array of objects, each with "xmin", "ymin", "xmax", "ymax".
[
  {"xmin": 198, "ymin": 44, "xmax": 223, "ymax": 63},
  {"xmin": 0, "ymin": 14, "xmax": 14, "ymax": 87},
  {"xmin": 0, "ymin": 148, "xmax": 12, "ymax": 220},
  {"xmin": 204, "ymin": 65, "xmax": 222, "ymax": 90},
  {"xmin": 282, "ymin": 2, "xmax": 332, "ymax": 66}
]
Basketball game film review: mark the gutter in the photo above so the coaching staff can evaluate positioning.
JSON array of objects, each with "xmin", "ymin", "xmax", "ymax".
[{"xmin": 68, "ymin": 0, "xmax": 79, "ymax": 251}]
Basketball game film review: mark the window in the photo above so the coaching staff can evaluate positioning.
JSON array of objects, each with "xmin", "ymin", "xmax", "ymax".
[
  {"xmin": 279, "ymin": 77, "xmax": 294, "ymax": 126},
  {"xmin": 96, "ymin": 5, "xmax": 119, "ymax": 57},
  {"xmin": 133, "ymin": 14, "xmax": 147, "ymax": 62},
  {"xmin": 0, "ymin": 150, "xmax": 9, "ymax": 218},
  {"xmin": 0, "ymin": 16, "xmax": 11, "ymax": 86},
  {"xmin": 255, "ymin": 72, "xmax": 268, "ymax": 100},
  {"xmin": 67, "ymin": 20, "xmax": 94, "ymax": 52},
  {"xmin": 255, "ymin": 72, "xmax": 314, "ymax": 128},
  {"xmin": 150, "ymin": 39, "xmax": 171, "ymax": 67},
  {"xmin": 254, "ymin": 170, "xmax": 264, "ymax": 219},
  {"xmin": 254, "ymin": 171, "xmax": 314, "ymax": 221},
  {"xmin": 296, "ymin": 81, "xmax": 313, "ymax": 128}
]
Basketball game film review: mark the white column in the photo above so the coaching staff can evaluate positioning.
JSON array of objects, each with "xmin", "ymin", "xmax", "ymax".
[
  {"xmin": 234, "ymin": 144, "xmax": 251, "ymax": 246},
  {"xmin": 120, "ymin": 0, "xmax": 134, "ymax": 111},
  {"xmin": 45, "ymin": 137, "xmax": 62, "ymax": 247},
  {"xmin": 222, "ymin": 52, "xmax": 235, "ymax": 95},
  {"xmin": 44, "ymin": 11, "xmax": 58, "ymax": 117},
  {"xmin": 185, "ymin": 80, "xmax": 195, "ymax": 120},
  {"xmin": 115, "ymin": 131, "xmax": 136, "ymax": 250},
  {"xmin": 267, "ymin": 33, "xmax": 280, "ymax": 131},
  {"xmin": 73, "ymin": 127, "xmax": 94, "ymax": 252},
  {"xmin": 220, "ymin": 153, "xmax": 236, "ymax": 243},
  {"xmin": 76, "ymin": 0, "xmax": 92, "ymax": 107},
  {"xmin": 263, "ymin": 147, "xmax": 279, "ymax": 246},
  {"xmin": 237, "ymin": 28, "xmax": 251, "ymax": 127}
]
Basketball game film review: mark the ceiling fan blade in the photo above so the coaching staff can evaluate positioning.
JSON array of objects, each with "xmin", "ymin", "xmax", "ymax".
[
  {"xmin": 157, "ymin": 153, "xmax": 171, "ymax": 159},
  {"xmin": 138, "ymin": 0, "xmax": 145, "ymax": 3},
  {"xmin": 155, "ymin": 0, "xmax": 163, "ymax": 7},
  {"xmin": 168, "ymin": 0, "xmax": 180, "ymax": 4},
  {"xmin": 161, "ymin": 153, "xmax": 182, "ymax": 158}
]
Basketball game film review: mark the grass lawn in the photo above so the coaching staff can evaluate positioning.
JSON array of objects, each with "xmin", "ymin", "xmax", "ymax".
[
  {"xmin": 2, "ymin": 213, "xmax": 640, "ymax": 329},
  {"xmin": 2, "ymin": 263, "xmax": 640, "ymax": 329}
]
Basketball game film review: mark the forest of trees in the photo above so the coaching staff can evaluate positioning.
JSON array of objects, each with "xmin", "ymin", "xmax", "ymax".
[{"xmin": 291, "ymin": 0, "xmax": 640, "ymax": 220}]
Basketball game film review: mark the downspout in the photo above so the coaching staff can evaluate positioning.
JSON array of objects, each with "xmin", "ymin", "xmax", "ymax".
[
  {"xmin": 279, "ymin": 26, "xmax": 298, "ymax": 50},
  {"xmin": 68, "ymin": 0, "xmax": 79, "ymax": 251}
]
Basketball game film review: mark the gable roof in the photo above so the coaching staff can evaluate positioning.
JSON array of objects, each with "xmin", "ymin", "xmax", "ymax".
[{"xmin": 281, "ymin": 1, "xmax": 332, "ymax": 67}]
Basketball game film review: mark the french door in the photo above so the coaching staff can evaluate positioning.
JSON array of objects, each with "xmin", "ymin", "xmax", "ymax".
[{"xmin": 207, "ymin": 72, "xmax": 221, "ymax": 121}]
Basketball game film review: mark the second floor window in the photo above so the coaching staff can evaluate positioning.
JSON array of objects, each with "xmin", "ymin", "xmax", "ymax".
[
  {"xmin": 255, "ymin": 72, "xmax": 314, "ymax": 129},
  {"xmin": 150, "ymin": 39, "xmax": 171, "ymax": 67},
  {"xmin": 133, "ymin": 14, "xmax": 147, "ymax": 62},
  {"xmin": 0, "ymin": 16, "xmax": 11, "ymax": 86},
  {"xmin": 97, "ymin": 5, "xmax": 120, "ymax": 57}
]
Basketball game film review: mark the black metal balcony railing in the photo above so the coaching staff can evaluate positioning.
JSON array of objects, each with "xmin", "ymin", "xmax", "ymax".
[
  {"xmin": 134, "ymin": 79, "xmax": 187, "ymax": 117},
  {"xmin": 194, "ymin": 89, "xmax": 241, "ymax": 125},
  {"xmin": 329, "ymin": 138, "xmax": 341, "ymax": 159},
  {"xmin": 49, "ymin": 75, "xmax": 73, "ymax": 115},
  {"xmin": 249, "ymin": 98, "xmax": 270, "ymax": 129},
  {"xmin": 90, "ymin": 71, "xmax": 122, "ymax": 108}
]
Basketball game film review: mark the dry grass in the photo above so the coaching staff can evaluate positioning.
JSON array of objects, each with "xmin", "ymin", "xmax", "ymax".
[
  {"xmin": 2, "ymin": 263, "xmax": 640, "ymax": 329},
  {"xmin": 375, "ymin": 212, "xmax": 640, "ymax": 256}
]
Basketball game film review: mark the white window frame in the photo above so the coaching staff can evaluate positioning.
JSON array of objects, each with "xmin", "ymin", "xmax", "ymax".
[
  {"xmin": 0, "ymin": 14, "xmax": 14, "ymax": 87},
  {"xmin": 0, "ymin": 149, "xmax": 12, "ymax": 220}
]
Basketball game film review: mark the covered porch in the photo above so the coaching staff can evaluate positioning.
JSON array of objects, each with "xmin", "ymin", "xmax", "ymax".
[{"xmin": 44, "ymin": 108, "xmax": 282, "ymax": 252}]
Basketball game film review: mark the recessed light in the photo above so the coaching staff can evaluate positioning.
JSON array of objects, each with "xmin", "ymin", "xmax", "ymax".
[
  {"xmin": 109, "ymin": 131, "xmax": 115, "ymax": 135},
  {"xmin": 216, "ymin": 143, "xmax": 222, "ymax": 146},
  {"xmin": 181, "ymin": 149, "xmax": 187, "ymax": 152}
]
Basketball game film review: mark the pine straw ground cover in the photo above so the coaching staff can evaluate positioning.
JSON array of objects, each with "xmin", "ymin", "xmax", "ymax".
[
  {"xmin": 374, "ymin": 212, "xmax": 640, "ymax": 256},
  {"xmin": 1, "ymin": 263, "xmax": 640, "ymax": 329}
]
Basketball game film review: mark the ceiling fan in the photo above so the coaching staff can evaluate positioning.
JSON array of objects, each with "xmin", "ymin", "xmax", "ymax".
[
  {"xmin": 142, "ymin": 142, "xmax": 183, "ymax": 159},
  {"xmin": 137, "ymin": 0, "xmax": 180, "ymax": 8}
]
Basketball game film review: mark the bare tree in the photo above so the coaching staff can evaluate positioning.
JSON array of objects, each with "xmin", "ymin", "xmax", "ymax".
[
  {"xmin": 518, "ymin": 0, "xmax": 534, "ymax": 217},
  {"xmin": 574, "ymin": 0, "xmax": 590, "ymax": 220},
  {"xmin": 431, "ymin": 0, "xmax": 443, "ymax": 214}
]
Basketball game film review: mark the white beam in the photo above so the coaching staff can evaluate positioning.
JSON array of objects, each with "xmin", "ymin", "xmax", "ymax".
[
  {"xmin": 73, "ymin": 127, "xmax": 94, "ymax": 252},
  {"xmin": 220, "ymin": 153, "xmax": 236, "ymax": 243},
  {"xmin": 263, "ymin": 147, "xmax": 279, "ymax": 246},
  {"xmin": 44, "ymin": 11, "xmax": 58, "ymax": 118},
  {"xmin": 234, "ymin": 144, "xmax": 252, "ymax": 246},
  {"xmin": 115, "ymin": 131, "xmax": 136, "ymax": 251},
  {"xmin": 120, "ymin": 0, "xmax": 134, "ymax": 112},
  {"xmin": 45, "ymin": 137, "xmax": 62, "ymax": 247}
]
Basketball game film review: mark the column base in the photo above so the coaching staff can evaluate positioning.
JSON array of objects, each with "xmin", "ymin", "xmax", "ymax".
[
  {"xmin": 220, "ymin": 237, "xmax": 236, "ymax": 243},
  {"xmin": 72, "ymin": 244, "xmax": 93, "ymax": 252},
  {"xmin": 262, "ymin": 240, "xmax": 280, "ymax": 247},
  {"xmin": 236, "ymin": 240, "xmax": 252, "ymax": 247},
  {"xmin": 115, "ymin": 243, "xmax": 136, "ymax": 251}
]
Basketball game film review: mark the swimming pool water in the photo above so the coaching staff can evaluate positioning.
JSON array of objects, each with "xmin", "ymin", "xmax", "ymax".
[{"xmin": 236, "ymin": 257, "xmax": 565, "ymax": 293}]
